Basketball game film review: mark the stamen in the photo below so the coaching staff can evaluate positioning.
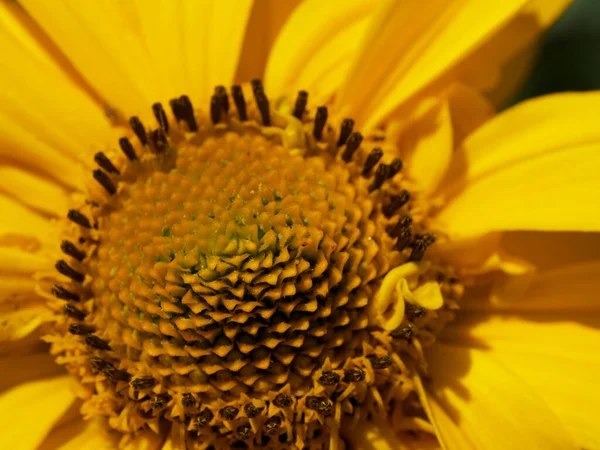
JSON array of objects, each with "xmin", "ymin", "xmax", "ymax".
[
  {"xmin": 85, "ymin": 334, "xmax": 111, "ymax": 350},
  {"xmin": 369, "ymin": 164, "xmax": 389, "ymax": 192},
  {"xmin": 388, "ymin": 215, "xmax": 413, "ymax": 237},
  {"xmin": 68, "ymin": 323, "xmax": 95, "ymax": 335},
  {"xmin": 103, "ymin": 364, "xmax": 132, "ymax": 382},
  {"xmin": 170, "ymin": 96, "xmax": 198, "ymax": 132},
  {"xmin": 131, "ymin": 376, "xmax": 157, "ymax": 390},
  {"xmin": 151, "ymin": 393, "xmax": 172, "ymax": 409},
  {"xmin": 273, "ymin": 394, "xmax": 293, "ymax": 408},
  {"xmin": 152, "ymin": 103, "xmax": 169, "ymax": 133},
  {"xmin": 63, "ymin": 303, "xmax": 86, "ymax": 320},
  {"xmin": 292, "ymin": 90, "xmax": 308, "ymax": 119},
  {"xmin": 55, "ymin": 260, "xmax": 85, "ymax": 283},
  {"xmin": 387, "ymin": 158, "xmax": 403, "ymax": 178},
  {"xmin": 119, "ymin": 137, "xmax": 138, "ymax": 161},
  {"xmin": 362, "ymin": 148, "xmax": 383, "ymax": 175},
  {"xmin": 408, "ymin": 233, "xmax": 436, "ymax": 262},
  {"xmin": 93, "ymin": 169, "xmax": 117, "ymax": 195},
  {"xmin": 60, "ymin": 240, "xmax": 86, "ymax": 261},
  {"xmin": 383, "ymin": 190, "xmax": 411, "ymax": 218},
  {"xmin": 129, "ymin": 116, "xmax": 148, "ymax": 146},
  {"xmin": 51, "ymin": 285, "xmax": 80, "ymax": 302},
  {"xmin": 264, "ymin": 416, "xmax": 281, "ymax": 435},
  {"xmin": 344, "ymin": 368, "xmax": 366, "ymax": 382},
  {"xmin": 220, "ymin": 405, "xmax": 239, "ymax": 420},
  {"xmin": 306, "ymin": 397, "xmax": 334, "ymax": 416},
  {"xmin": 251, "ymin": 79, "xmax": 271, "ymax": 126},
  {"xmin": 210, "ymin": 95, "xmax": 221, "ymax": 124},
  {"xmin": 237, "ymin": 425, "xmax": 252, "ymax": 440},
  {"xmin": 318, "ymin": 371, "xmax": 341, "ymax": 386},
  {"xmin": 67, "ymin": 209, "xmax": 92, "ymax": 229},
  {"xmin": 337, "ymin": 119, "xmax": 355, "ymax": 147},
  {"xmin": 395, "ymin": 226, "xmax": 413, "ymax": 251},
  {"xmin": 94, "ymin": 152, "xmax": 120, "ymax": 175},
  {"xmin": 193, "ymin": 409, "xmax": 214, "ymax": 429},
  {"xmin": 182, "ymin": 393, "xmax": 196, "ymax": 408},
  {"xmin": 215, "ymin": 85, "xmax": 230, "ymax": 113},
  {"xmin": 406, "ymin": 303, "xmax": 426, "ymax": 319},
  {"xmin": 369, "ymin": 355, "xmax": 393, "ymax": 369},
  {"xmin": 313, "ymin": 106, "xmax": 328, "ymax": 140},
  {"xmin": 89, "ymin": 357, "xmax": 109, "ymax": 371},
  {"xmin": 341, "ymin": 132, "xmax": 362, "ymax": 162},
  {"xmin": 231, "ymin": 85, "xmax": 248, "ymax": 121},
  {"xmin": 393, "ymin": 324, "xmax": 414, "ymax": 340},
  {"xmin": 245, "ymin": 403, "xmax": 261, "ymax": 418},
  {"xmin": 148, "ymin": 129, "xmax": 168, "ymax": 153}
]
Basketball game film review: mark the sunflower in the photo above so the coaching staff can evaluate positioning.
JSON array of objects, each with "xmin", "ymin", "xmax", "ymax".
[{"xmin": 1, "ymin": 0, "xmax": 597, "ymax": 449}]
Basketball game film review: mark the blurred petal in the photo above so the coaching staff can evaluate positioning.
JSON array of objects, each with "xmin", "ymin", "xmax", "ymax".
[
  {"xmin": 446, "ymin": 84, "xmax": 495, "ymax": 146},
  {"xmin": 426, "ymin": 343, "xmax": 576, "ymax": 449},
  {"xmin": 0, "ymin": 348, "xmax": 62, "ymax": 394},
  {"xmin": 264, "ymin": 0, "xmax": 376, "ymax": 104},
  {"xmin": 39, "ymin": 418, "xmax": 119, "ymax": 450},
  {"xmin": 0, "ymin": 195, "xmax": 59, "ymax": 244},
  {"xmin": 0, "ymin": 376, "xmax": 75, "ymax": 450},
  {"xmin": 340, "ymin": 0, "xmax": 527, "ymax": 130},
  {"xmin": 437, "ymin": 92, "xmax": 600, "ymax": 239}
]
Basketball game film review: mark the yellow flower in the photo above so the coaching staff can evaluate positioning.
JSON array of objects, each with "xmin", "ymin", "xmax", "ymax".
[{"xmin": 1, "ymin": 0, "xmax": 597, "ymax": 449}]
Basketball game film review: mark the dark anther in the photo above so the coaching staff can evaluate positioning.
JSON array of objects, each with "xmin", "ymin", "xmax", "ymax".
[
  {"xmin": 306, "ymin": 396, "xmax": 334, "ymax": 416},
  {"xmin": 395, "ymin": 226, "xmax": 413, "ymax": 251},
  {"xmin": 313, "ymin": 106, "xmax": 327, "ymax": 140},
  {"xmin": 245, "ymin": 403, "xmax": 262, "ymax": 418},
  {"xmin": 64, "ymin": 303, "xmax": 86, "ymax": 320},
  {"xmin": 344, "ymin": 368, "xmax": 366, "ymax": 382},
  {"xmin": 231, "ymin": 85, "xmax": 248, "ymax": 121},
  {"xmin": 292, "ymin": 90, "xmax": 308, "ymax": 119},
  {"xmin": 152, "ymin": 103, "xmax": 169, "ymax": 133},
  {"xmin": 129, "ymin": 116, "xmax": 148, "ymax": 146},
  {"xmin": 264, "ymin": 416, "xmax": 281, "ymax": 436},
  {"xmin": 67, "ymin": 209, "xmax": 92, "ymax": 229},
  {"xmin": 251, "ymin": 79, "xmax": 271, "ymax": 126},
  {"xmin": 393, "ymin": 324, "xmax": 414, "ymax": 340},
  {"xmin": 408, "ymin": 233, "xmax": 436, "ymax": 262},
  {"xmin": 237, "ymin": 424, "xmax": 252, "ymax": 440},
  {"xmin": 210, "ymin": 95, "xmax": 221, "ymax": 124},
  {"xmin": 193, "ymin": 409, "xmax": 214, "ymax": 429},
  {"xmin": 89, "ymin": 357, "xmax": 109, "ymax": 371},
  {"xmin": 93, "ymin": 169, "xmax": 116, "ymax": 195},
  {"xmin": 406, "ymin": 303, "xmax": 427, "ymax": 318},
  {"xmin": 151, "ymin": 393, "xmax": 172, "ymax": 409},
  {"xmin": 220, "ymin": 405, "xmax": 239, "ymax": 420},
  {"xmin": 68, "ymin": 323, "xmax": 95, "ymax": 335},
  {"xmin": 103, "ymin": 365, "xmax": 132, "ymax": 382},
  {"xmin": 369, "ymin": 355, "xmax": 393, "ymax": 369},
  {"xmin": 368, "ymin": 164, "xmax": 389, "ymax": 192},
  {"xmin": 52, "ymin": 285, "xmax": 80, "ymax": 302},
  {"xmin": 383, "ymin": 190, "xmax": 411, "ymax": 218},
  {"xmin": 273, "ymin": 393, "xmax": 293, "ymax": 408},
  {"xmin": 318, "ymin": 371, "xmax": 341, "ymax": 386},
  {"xmin": 85, "ymin": 334, "xmax": 111, "ymax": 350},
  {"xmin": 182, "ymin": 393, "xmax": 196, "ymax": 408},
  {"xmin": 387, "ymin": 158, "xmax": 403, "ymax": 178},
  {"xmin": 337, "ymin": 119, "xmax": 355, "ymax": 147},
  {"xmin": 341, "ymin": 132, "xmax": 363, "ymax": 162},
  {"xmin": 148, "ymin": 129, "xmax": 168, "ymax": 153},
  {"xmin": 171, "ymin": 96, "xmax": 198, "ymax": 132},
  {"xmin": 131, "ymin": 376, "xmax": 158, "ymax": 390},
  {"xmin": 362, "ymin": 148, "xmax": 383, "ymax": 175},
  {"xmin": 215, "ymin": 85, "xmax": 230, "ymax": 113},
  {"xmin": 119, "ymin": 137, "xmax": 138, "ymax": 161},
  {"xmin": 55, "ymin": 260, "xmax": 85, "ymax": 283},
  {"xmin": 60, "ymin": 240, "xmax": 86, "ymax": 262},
  {"xmin": 94, "ymin": 152, "xmax": 120, "ymax": 175}
]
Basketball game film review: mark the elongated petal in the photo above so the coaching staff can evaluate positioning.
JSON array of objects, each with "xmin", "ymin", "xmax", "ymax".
[
  {"xmin": 0, "ymin": 376, "xmax": 75, "ymax": 450},
  {"xmin": 442, "ymin": 310, "xmax": 600, "ymax": 450},
  {"xmin": 426, "ymin": 343, "xmax": 576, "ymax": 449},
  {"xmin": 39, "ymin": 418, "xmax": 119, "ymax": 450},
  {"xmin": 264, "ymin": 0, "xmax": 376, "ymax": 102},
  {"xmin": 0, "ymin": 349, "xmax": 62, "ymax": 394},
  {"xmin": 446, "ymin": 83, "xmax": 495, "ymax": 146},
  {"xmin": 0, "ymin": 195, "xmax": 58, "ymax": 244},
  {"xmin": 436, "ymin": 92, "xmax": 600, "ymax": 239},
  {"xmin": 340, "ymin": 0, "xmax": 527, "ymax": 130},
  {"xmin": 20, "ymin": 0, "xmax": 253, "ymax": 120}
]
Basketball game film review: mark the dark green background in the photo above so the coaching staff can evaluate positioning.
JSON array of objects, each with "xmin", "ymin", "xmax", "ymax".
[{"xmin": 515, "ymin": 0, "xmax": 600, "ymax": 104}]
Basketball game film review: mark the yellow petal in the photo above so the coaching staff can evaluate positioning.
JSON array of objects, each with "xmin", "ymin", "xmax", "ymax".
[
  {"xmin": 0, "ymin": 195, "xmax": 58, "ymax": 245},
  {"xmin": 0, "ymin": 247, "xmax": 53, "ymax": 275},
  {"xmin": 0, "ymin": 348, "xmax": 62, "ymax": 394},
  {"xmin": 436, "ymin": 92, "xmax": 600, "ymax": 239},
  {"xmin": 20, "ymin": 0, "xmax": 253, "ymax": 121},
  {"xmin": 120, "ymin": 429, "xmax": 165, "ymax": 450},
  {"xmin": 344, "ymin": 418, "xmax": 438, "ymax": 450},
  {"xmin": 455, "ymin": 0, "xmax": 574, "ymax": 107},
  {"xmin": 39, "ymin": 418, "xmax": 119, "ymax": 450},
  {"xmin": 0, "ymin": 303, "xmax": 52, "ymax": 341},
  {"xmin": 426, "ymin": 343, "xmax": 576, "ymax": 449},
  {"xmin": 264, "ymin": 0, "xmax": 376, "ymax": 102},
  {"xmin": 0, "ymin": 2, "xmax": 117, "ymax": 166},
  {"xmin": 446, "ymin": 83, "xmax": 495, "ymax": 146},
  {"xmin": 340, "ymin": 0, "xmax": 527, "ymax": 130},
  {"xmin": 236, "ymin": 0, "xmax": 300, "ymax": 82},
  {"xmin": 443, "ymin": 311, "xmax": 600, "ymax": 450},
  {"xmin": 0, "ymin": 167, "xmax": 70, "ymax": 217},
  {"xmin": 0, "ymin": 376, "xmax": 75, "ymax": 450}
]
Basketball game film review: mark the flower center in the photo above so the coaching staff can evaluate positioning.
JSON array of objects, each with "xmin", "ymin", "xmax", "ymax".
[{"xmin": 48, "ymin": 81, "xmax": 462, "ymax": 447}]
